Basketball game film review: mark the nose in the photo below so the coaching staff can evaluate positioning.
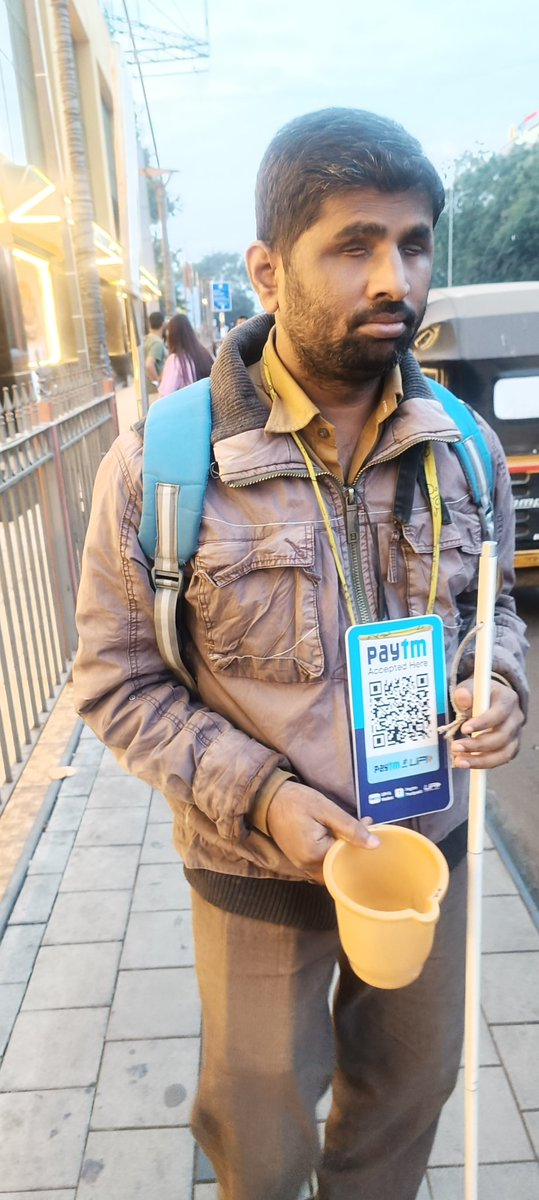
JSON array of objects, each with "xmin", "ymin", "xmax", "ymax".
[{"xmin": 365, "ymin": 246, "xmax": 411, "ymax": 303}]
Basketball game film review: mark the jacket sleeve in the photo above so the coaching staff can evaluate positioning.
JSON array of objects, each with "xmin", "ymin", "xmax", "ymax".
[
  {"xmin": 456, "ymin": 414, "xmax": 529, "ymax": 718},
  {"xmin": 72, "ymin": 430, "xmax": 290, "ymax": 841}
]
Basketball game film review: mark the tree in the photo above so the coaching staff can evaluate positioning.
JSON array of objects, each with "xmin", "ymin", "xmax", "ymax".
[
  {"xmin": 193, "ymin": 252, "xmax": 256, "ymax": 327},
  {"xmin": 50, "ymin": 0, "xmax": 110, "ymax": 375},
  {"xmin": 432, "ymin": 143, "xmax": 539, "ymax": 287}
]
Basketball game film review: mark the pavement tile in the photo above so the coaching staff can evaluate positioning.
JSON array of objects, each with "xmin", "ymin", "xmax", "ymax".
[
  {"xmin": 194, "ymin": 1186, "xmax": 218, "ymax": 1200},
  {"xmin": 0, "ymin": 982, "xmax": 25, "ymax": 1055},
  {"xmin": 316, "ymin": 1088, "xmax": 332, "ymax": 1121},
  {"xmin": 0, "ymin": 923, "xmax": 44, "ymax": 983},
  {"xmin": 149, "ymin": 790, "xmax": 172, "ymax": 823},
  {"xmin": 10, "ymin": 874, "xmax": 62, "ymax": 924},
  {"xmin": 460, "ymin": 1014, "xmax": 499, "ymax": 1067},
  {"xmin": 27, "ymin": 830, "xmax": 76, "ymax": 876},
  {"xmin": 43, "ymin": 890, "xmax": 132, "ymax": 945},
  {"xmin": 196, "ymin": 1146, "xmax": 216, "ymax": 1182},
  {"xmin": 428, "ymin": 1162, "xmax": 539, "ymax": 1199},
  {"xmin": 90, "ymin": 1036, "xmax": 199, "ymax": 1129},
  {"xmin": 120, "ymin": 909, "xmax": 194, "ymax": 969},
  {"xmin": 87, "ymin": 776, "xmax": 151, "ymax": 809},
  {"xmin": 60, "ymin": 845, "xmax": 140, "ymax": 893},
  {"xmin": 481, "ymin": 952, "xmax": 539, "ymax": 1023},
  {"xmin": 57, "ymin": 768, "xmax": 102, "ymax": 797},
  {"xmin": 0, "ymin": 1088, "xmax": 93, "ymax": 1190},
  {"xmin": 140, "ymin": 822, "xmax": 178, "ymax": 863},
  {"xmin": 131, "ymin": 862, "xmax": 191, "ymax": 911},
  {"xmin": 47, "ymin": 795, "xmax": 88, "ymax": 832},
  {"xmin": 71, "ymin": 741, "xmax": 105, "ymax": 768},
  {"xmin": 22, "ymin": 942, "xmax": 121, "ymax": 1010},
  {"xmin": 481, "ymin": 849, "xmax": 518, "ymax": 896},
  {"xmin": 98, "ymin": 747, "xmax": 132, "ymax": 775},
  {"xmin": 76, "ymin": 1127, "xmax": 194, "ymax": 1200},
  {"xmin": 491, "ymin": 1025, "xmax": 539, "ymax": 1109},
  {"xmin": 108, "ymin": 967, "xmax": 200, "ymax": 1039},
  {"xmin": 429, "ymin": 1065, "xmax": 533, "ymax": 1165},
  {"xmin": 416, "ymin": 1181, "xmax": 430, "ymax": 1200},
  {"xmin": 481, "ymin": 894, "xmax": 539, "ymax": 953},
  {"xmin": 523, "ymin": 1112, "xmax": 539, "ymax": 1157},
  {"xmin": 0, "ymin": 1193, "xmax": 75, "ymax": 1199},
  {"xmin": 74, "ymin": 808, "xmax": 147, "ymax": 847},
  {"xmin": 0, "ymin": 1007, "xmax": 108, "ymax": 1090}
]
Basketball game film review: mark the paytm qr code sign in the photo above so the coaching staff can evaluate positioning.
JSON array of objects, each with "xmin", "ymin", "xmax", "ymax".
[{"xmin": 345, "ymin": 616, "xmax": 453, "ymax": 824}]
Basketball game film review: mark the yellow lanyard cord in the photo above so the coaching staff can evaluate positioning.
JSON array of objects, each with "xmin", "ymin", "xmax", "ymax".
[
  {"xmin": 262, "ymin": 347, "xmax": 357, "ymax": 625},
  {"xmin": 291, "ymin": 431, "xmax": 357, "ymax": 626},
  {"xmin": 423, "ymin": 443, "xmax": 442, "ymax": 615}
]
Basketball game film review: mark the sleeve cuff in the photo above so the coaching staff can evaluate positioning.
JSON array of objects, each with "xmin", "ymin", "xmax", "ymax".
[{"xmin": 249, "ymin": 768, "xmax": 296, "ymax": 836}]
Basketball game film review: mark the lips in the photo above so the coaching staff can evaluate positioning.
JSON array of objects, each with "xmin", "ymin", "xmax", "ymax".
[{"xmin": 357, "ymin": 312, "xmax": 412, "ymax": 339}]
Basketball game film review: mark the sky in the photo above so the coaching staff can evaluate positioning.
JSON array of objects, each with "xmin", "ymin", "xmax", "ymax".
[{"xmin": 111, "ymin": 0, "xmax": 539, "ymax": 265}]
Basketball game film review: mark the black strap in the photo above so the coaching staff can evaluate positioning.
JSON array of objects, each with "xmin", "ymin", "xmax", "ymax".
[
  {"xmin": 394, "ymin": 444, "xmax": 451, "ymax": 527},
  {"xmin": 394, "ymin": 443, "xmax": 425, "ymax": 526}
]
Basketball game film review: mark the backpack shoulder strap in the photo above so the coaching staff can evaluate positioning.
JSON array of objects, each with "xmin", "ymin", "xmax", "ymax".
[
  {"xmin": 139, "ymin": 378, "xmax": 212, "ymax": 685},
  {"xmin": 427, "ymin": 377, "xmax": 495, "ymax": 539}
]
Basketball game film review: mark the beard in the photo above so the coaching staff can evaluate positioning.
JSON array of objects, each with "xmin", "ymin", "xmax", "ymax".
[{"xmin": 281, "ymin": 269, "xmax": 426, "ymax": 386}]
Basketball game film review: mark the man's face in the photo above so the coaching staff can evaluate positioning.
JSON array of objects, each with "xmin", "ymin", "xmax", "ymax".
[{"xmin": 274, "ymin": 188, "xmax": 434, "ymax": 385}]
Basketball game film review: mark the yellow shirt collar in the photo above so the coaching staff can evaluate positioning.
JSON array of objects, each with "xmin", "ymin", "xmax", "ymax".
[
  {"xmin": 262, "ymin": 325, "xmax": 402, "ymax": 434},
  {"xmin": 260, "ymin": 326, "xmax": 403, "ymax": 482}
]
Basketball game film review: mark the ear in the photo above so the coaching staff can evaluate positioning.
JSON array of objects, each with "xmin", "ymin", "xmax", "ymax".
[{"xmin": 245, "ymin": 241, "xmax": 281, "ymax": 313}]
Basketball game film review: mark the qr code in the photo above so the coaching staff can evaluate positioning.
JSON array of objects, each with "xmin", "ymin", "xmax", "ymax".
[{"xmin": 369, "ymin": 673, "xmax": 431, "ymax": 747}]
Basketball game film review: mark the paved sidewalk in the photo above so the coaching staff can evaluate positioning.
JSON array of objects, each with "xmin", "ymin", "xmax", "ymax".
[{"xmin": 0, "ymin": 724, "xmax": 538, "ymax": 1199}]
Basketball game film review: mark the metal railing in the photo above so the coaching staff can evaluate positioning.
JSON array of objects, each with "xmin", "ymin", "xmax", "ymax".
[{"xmin": 0, "ymin": 367, "xmax": 118, "ymax": 807}]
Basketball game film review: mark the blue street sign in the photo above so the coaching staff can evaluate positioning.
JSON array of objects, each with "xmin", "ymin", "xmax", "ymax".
[{"xmin": 211, "ymin": 280, "xmax": 232, "ymax": 312}]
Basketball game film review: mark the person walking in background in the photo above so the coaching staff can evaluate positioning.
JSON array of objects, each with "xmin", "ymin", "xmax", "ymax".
[
  {"xmin": 143, "ymin": 310, "xmax": 167, "ymax": 400},
  {"xmin": 158, "ymin": 313, "xmax": 213, "ymax": 398}
]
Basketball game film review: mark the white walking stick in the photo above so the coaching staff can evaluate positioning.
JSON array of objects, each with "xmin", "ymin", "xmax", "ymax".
[{"xmin": 464, "ymin": 540, "xmax": 498, "ymax": 1200}]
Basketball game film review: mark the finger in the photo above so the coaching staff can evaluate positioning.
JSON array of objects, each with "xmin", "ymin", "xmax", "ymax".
[
  {"xmin": 452, "ymin": 739, "xmax": 520, "ymax": 769},
  {"xmin": 320, "ymin": 803, "xmax": 380, "ymax": 849},
  {"xmin": 453, "ymin": 725, "xmax": 514, "ymax": 756}
]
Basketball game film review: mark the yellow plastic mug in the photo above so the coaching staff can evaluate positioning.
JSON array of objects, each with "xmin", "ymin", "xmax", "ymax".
[{"xmin": 323, "ymin": 825, "xmax": 450, "ymax": 989}]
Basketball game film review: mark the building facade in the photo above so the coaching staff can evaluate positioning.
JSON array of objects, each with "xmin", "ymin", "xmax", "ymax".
[{"xmin": 0, "ymin": 0, "xmax": 159, "ymax": 395}]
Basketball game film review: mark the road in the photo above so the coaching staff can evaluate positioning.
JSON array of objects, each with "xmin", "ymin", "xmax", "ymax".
[{"xmin": 487, "ymin": 586, "xmax": 539, "ymax": 910}]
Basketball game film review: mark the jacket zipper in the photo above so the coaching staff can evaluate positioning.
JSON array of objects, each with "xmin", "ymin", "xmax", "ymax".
[{"xmin": 344, "ymin": 486, "xmax": 371, "ymax": 622}]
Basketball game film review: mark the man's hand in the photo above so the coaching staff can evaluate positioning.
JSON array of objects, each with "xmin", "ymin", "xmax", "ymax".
[
  {"xmin": 451, "ymin": 678, "xmax": 524, "ymax": 770},
  {"xmin": 266, "ymin": 781, "xmax": 379, "ymax": 885}
]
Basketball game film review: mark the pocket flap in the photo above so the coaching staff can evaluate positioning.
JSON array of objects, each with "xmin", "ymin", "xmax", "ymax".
[
  {"xmin": 403, "ymin": 508, "xmax": 482, "ymax": 556},
  {"xmin": 196, "ymin": 523, "xmax": 316, "ymax": 586}
]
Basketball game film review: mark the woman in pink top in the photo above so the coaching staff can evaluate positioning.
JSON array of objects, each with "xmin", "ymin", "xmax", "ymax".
[{"xmin": 158, "ymin": 314, "xmax": 214, "ymax": 399}]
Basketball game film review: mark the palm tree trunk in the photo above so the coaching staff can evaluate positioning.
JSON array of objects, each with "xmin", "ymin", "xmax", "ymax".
[{"xmin": 50, "ymin": 0, "xmax": 111, "ymax": 376}]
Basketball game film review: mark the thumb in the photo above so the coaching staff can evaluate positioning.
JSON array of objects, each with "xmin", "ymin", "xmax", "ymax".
[{"xmin": 324, "ymin": 802, "xmax": 380, "ymax": 849}]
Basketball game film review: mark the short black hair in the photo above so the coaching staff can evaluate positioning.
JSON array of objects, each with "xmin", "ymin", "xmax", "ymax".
[
  {"xmin": 255, "ymin": 108, "xmax": 445, "ymax": 261},
  {"xmin": 149, "ymin": 311, "xmax": 165, "ymax": 330}
]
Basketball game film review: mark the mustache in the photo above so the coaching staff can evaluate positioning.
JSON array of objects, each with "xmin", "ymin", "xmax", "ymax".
[{"xmin": 348, "ymin": 301, "xmax": 418, "ymax": 330}]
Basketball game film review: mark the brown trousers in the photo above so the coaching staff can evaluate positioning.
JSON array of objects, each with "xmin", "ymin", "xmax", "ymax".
[{"xmin": 190, "ymin": 859, "xmax": 466, "ymax": 1200}]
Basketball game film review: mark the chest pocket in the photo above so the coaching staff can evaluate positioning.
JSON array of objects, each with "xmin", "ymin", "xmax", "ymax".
[
  {"xmin": 382, "ymin": 500, "xmax": 483, "ymax": 623},
  {"xmin": 190, "ymin": 522, "xmax": 324, "ymax": 683}
]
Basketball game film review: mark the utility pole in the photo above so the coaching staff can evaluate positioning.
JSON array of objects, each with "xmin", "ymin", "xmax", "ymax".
[
  {"xmin": 142, "ymin": 167, "xmax": 177, "ymax": 317},
  {"xmin": 447, "ymin": 184, "xmax": 454, "ymax": 288}
]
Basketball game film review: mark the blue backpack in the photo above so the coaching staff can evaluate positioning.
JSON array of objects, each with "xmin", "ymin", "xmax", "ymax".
[{"xmin": 138, "ymin": 376, "xmax": 494, "ymax": 677}]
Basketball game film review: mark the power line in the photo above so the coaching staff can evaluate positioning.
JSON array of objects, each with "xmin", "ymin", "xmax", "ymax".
[{"xmin": 120, "ymin": 0, "xmax": 161, "ymax": 166}]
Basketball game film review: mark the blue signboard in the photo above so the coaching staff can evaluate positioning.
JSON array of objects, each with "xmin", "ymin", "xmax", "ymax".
[
  {"xmin": 211, "ymin": 281, "xmax": 232, "ymax": 312},
  {"xmin": 346, "ymin": 615, "xmax": 453, "ymax": 824}
]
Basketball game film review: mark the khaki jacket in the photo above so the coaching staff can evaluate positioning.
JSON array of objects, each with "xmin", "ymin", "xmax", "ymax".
[{"xmin": 73, "ymin": 316, "xmax": 528, "ymax": 882}]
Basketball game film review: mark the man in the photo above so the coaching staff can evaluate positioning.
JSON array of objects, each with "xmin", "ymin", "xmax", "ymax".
[
  {"xmin": 74, "ymin": 110, "xmax": 527, "ymax": 1200},
  {"xmin": 143, "ymin": 309, "xmax": 167, "ymax": 399}
]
